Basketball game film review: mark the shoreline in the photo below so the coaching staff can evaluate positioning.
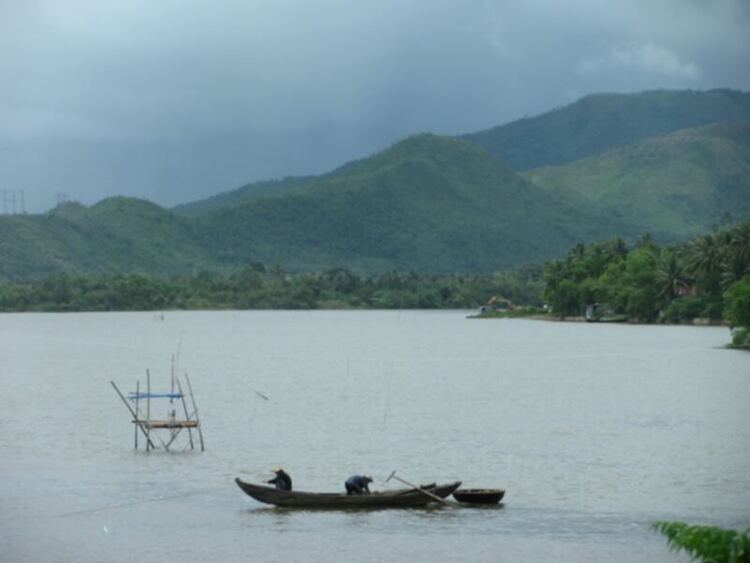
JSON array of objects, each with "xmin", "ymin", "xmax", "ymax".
[{"xmin": 469, "ymin": 313, "xmax": 727, "ymax": 327}]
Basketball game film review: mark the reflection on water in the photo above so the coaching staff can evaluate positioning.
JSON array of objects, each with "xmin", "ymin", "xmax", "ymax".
[{"xmin": 1, "ymin": 311, "xmax": 748, "ymax": 563}]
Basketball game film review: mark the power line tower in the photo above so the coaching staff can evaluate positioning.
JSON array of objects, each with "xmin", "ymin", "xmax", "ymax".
[{"xmin": 2, "ymin": 190, "xmax": 28, "ymax": 215}]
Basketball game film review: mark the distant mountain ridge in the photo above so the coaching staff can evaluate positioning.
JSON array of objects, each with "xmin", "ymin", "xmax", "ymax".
[
  {"xmin": 189, "ymin": 134, "xmax": 631, "ymax": 273},
  {"xmin": 175, "ymin": 89, "xmax": 750, "ymax": 219},
  {"xmin": 463, "ymin": 88, "xmax": 750, "ymax": 170},
  {"xmin": 173, "ymin": 175, "xmax": 315, "ymax": 218},
  {"xmin": 0, "ymin": 198, "xmax": 212, "ymax": 280},
  {"xmin": 2, "ymin": 89, "xmax": 749, "ymax": 280}
]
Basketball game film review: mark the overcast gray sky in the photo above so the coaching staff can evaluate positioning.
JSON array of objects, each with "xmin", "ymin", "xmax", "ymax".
[{"xmin": 1, "ymin": 0, "xmax": 748, "ymax": 212}]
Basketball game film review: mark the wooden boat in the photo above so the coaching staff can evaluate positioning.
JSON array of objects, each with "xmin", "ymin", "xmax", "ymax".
[
  {"xmin": 235, "ymin": 478, "xmax": 462, "ymax": 508},
  {"xmin": 452, "ymin": 488, "xmax": 505, "ymax": 504}
]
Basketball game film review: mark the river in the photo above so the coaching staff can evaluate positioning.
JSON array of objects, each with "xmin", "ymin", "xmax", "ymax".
[{"xmin": 1, "ymin": 311, "xmax": 748, "ymax": 562}]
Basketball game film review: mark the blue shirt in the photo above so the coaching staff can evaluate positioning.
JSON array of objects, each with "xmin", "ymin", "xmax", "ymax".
[{"xmin": 346, "ymin": 475, "xmax": 371, "ymax": 489}]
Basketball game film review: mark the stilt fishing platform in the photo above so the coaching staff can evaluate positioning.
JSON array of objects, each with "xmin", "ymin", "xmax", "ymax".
[{"xmin": 111, "ymin": 369, "xmax": 204, "ymax": 452}]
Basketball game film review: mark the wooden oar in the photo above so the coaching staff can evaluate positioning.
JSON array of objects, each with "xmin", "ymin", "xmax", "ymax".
[{"xmin": 386, "ymin": 470, "xmax": 454, "ymax": 507}]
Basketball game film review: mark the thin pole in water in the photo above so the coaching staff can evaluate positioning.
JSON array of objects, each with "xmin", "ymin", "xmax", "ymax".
[
  {"xmin": 184, "ymin": 372, "xmax": 204, "ymax": 451},
  {"xmin": 110, "ymin": 381, "xmax": 156, "ymax": 449},
  {"xmin": 175, "ymin": 377, "xmax": 194, "ymax": 450},
  {"xmin": 134, "ymin": 379, "xmax": 140, "ymax": 450},
  {"xmin": 146, "ymin": 369, "xmax": 151, "ymax": 451}
]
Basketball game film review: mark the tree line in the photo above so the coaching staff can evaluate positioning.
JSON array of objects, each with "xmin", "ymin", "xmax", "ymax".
[
  {"xmin": 0, "ymin": 263, "xmax": 543, "ymax": 313},
  {"xmin": 543, "ymin": 220, "xmax": 750, "ymax": 347},
  {"xmin": 1, "ymin": 220, "xmax": 748, "ymax": 346}
]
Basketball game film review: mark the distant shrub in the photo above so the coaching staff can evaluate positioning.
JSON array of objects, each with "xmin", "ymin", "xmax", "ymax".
[
  {"xmin": 724, "ymin": 277, "xmax": 750, "ymax": 328},
  {"xmin": 662, "ymin": 296, "xmax": 706, "ymax": 322},
  {"xmin": 730, "ymin": 328, "xmax": 750, "ymax": 350},
  {"xmin": 703, "ymin": 298, "xmax": 726, "ymax": 320}
]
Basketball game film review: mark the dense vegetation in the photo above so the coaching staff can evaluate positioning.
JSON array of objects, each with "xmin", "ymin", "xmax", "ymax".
[
  {"xmin": 464, "ymin": 89, "xmax": 750, "ymax": 170},
  {"xmin": 653, "ymin": 521, "xmax": 750, "ymax": 563},
  {"xmin": 0, "ymin": 264, "xmax": 543, "ymax": 312},
  {"xmin": 525, "ymin": 123, "xmax": 750, "ymax": 241},
  {"xmin": 543, "ymin": 220, "xmax": 750, "ymax": 346}
]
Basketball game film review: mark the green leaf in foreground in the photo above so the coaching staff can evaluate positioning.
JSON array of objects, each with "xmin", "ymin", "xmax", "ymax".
[{"xmin": 652, "ymin": 521, "xmax": 750, "ymax": 563}]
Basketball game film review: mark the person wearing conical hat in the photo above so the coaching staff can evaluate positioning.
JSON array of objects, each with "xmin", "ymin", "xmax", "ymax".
[{"xmin": 267, "ymin": 467, "xmax": 292, "ymax": 491}]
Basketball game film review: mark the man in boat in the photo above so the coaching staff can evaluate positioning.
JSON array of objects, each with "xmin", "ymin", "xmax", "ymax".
[
  {"xmin": 345, "ymin": 474, "xmax": 373, "ymax": 495},
  {"xmin": 267, "ymin": 467, "xmax": 292, "ymax": 491}
]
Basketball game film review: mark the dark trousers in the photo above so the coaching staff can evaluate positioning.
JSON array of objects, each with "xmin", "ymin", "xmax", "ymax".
[{"xmin": 346, "ymin": 483, "xmax": 363, "ymax": 495}]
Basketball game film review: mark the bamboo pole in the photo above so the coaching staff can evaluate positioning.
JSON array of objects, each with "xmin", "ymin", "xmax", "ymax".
[
  {"xmin": 175, "ymin": 377, "xmax": 195, "ymax": 450},
  {"xmin": 110, "ymin": 381, "xmax": 156, "ymax": 449},
  {"xmin": 184, "ymin": 373, "xmax": 204, "ymax": 451},
  {"xmin": 146, "ymin": 370, "xmax": 151, "ymax": 452},
  {"xmin": 134, "ymin": 380, "xmax": 140, "ymax": 450},
  {"xmin": 170, "ymin": 355, "xmax": 176, "ymax": 443},
  {"xmin": 130, "ymin": 401, "xmax": 169, "ymax": 450},
  {"xmin": 163, "ymin": 426, "xmax": 183, "ymax": 450}
]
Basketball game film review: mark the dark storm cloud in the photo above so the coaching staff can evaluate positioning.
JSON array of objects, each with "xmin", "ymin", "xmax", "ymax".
[{"xmin": 1, "ymin": 0, "xmax": 748, "ymax": 211}]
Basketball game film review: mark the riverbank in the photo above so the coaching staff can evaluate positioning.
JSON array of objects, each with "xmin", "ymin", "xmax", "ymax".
[{"xmin": 469, "ymin": 311, "xmax": 727, "ymax": 327}]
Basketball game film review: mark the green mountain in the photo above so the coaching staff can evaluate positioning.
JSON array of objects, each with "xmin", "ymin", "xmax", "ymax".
[
  {"xmin": 173, "ymin": 175, "xmax": 315, "ymax": 217},
  {"xmin": 2, "ymin": 135, "xmax": 616, "ymax": 279},
  {"xmin": 2, "ymin": 135, "xmax": 628, "ymax": 279},
  {"xmin": 3, "ymin": 89, "xmax": 750, "ymax": 281},
  {"xmin": 463, "ymin": 89, "xmax": 750, "ymax": 170},
  {"xmin": 173, "ymin": 159, "xmax": 367, "ymax": 218},
  {"xmin": 191, "ymin": 134, "xmax": 633, "ymax": 273},
  {"xmin": 0, "ymin": 198, "xmax": 213, "ymax": 281},
  {"xmin": 524, "ymin": 123, "xmax": 750, "ymax": 240}
]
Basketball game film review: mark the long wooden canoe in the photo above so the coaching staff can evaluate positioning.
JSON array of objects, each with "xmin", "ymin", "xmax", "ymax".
[{"xmin": 235, "ymin": 478, "xmax": 461, "ymax": 508}]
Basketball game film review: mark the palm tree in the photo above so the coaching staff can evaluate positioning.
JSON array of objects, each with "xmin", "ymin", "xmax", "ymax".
[
  {"xmin": 720, "ymin": 250, "xmax": 750, "ymax": 289},
  {"xmin": 732, "ymin": 222, "xmax": 750, "ymax": 258},
  {"xmin": 636, "ymin": 233, "xmax": 656, "ymax": 251},
  {"xmin": 656, "ymin": 251, "xmax": 690, "ymax": 300},
  {"xmin": 687, "ymin": 234, "xmax": 724, "ymax": 294},
  {"xmin": 567, "ymin": 243, "xmax": 586, "ymax": 263},
  {"xmin": 607, "ymin": 237, "xmax": 629, "ymax": 260},
  {"xmin": 688, "ymin": 234, "xmax": 722, "ymax": 276},
  {"xmin": 722, "ymin": 222, "xmax": 750, "ymax": 287},
  {"xmin": 543, "ymin": 260, "xmax": 570, "ymax": 315}
]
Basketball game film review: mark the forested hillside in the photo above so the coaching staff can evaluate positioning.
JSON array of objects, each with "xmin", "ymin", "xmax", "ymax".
[
  {"xmin": 2, "ymin": 89, "xmax": 749, "ymax": 281},
  {"xmin": 524, "ymin": 122, "xmax": 750, "ymax": 240},
  {"xmin": 190, "ymin": 134, "xmax": 632, "ymax": 274},
  {"xmin": 0, "ymin": 198, "xmax": 214, "ymax": 281},
  {"xmin": 173, "ymin": 175, "xmax": 315, "ymax": 217},
  {"xmin": 463, "ymin": 89, "xmax": 750, "ymax": 170}
]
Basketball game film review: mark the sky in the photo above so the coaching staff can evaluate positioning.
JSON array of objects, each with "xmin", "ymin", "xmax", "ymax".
[{"xmin": 1, "ymin": 0, "xmax": 749, "ymax": 213}]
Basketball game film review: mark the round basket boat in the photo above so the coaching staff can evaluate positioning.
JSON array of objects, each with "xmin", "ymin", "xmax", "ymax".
[{"xmin": 452, "ymin": 488, "xmax": 505, "ymax": 504}]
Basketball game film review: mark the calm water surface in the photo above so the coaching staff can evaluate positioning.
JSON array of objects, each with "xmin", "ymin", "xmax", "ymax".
[{"xmin": 0, "ymin": 311, "xmax": 748, "ymax": 562}]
